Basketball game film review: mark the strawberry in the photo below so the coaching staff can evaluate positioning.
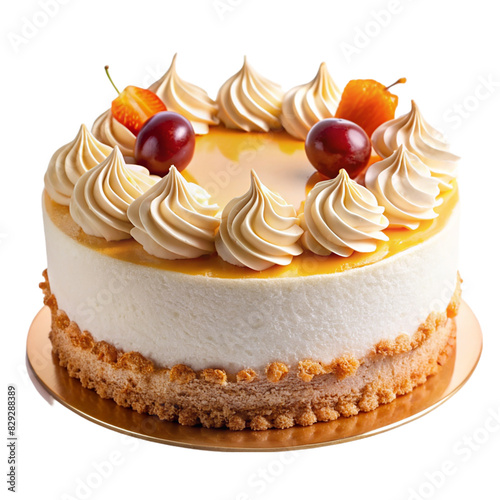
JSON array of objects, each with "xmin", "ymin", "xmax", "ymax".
[{"xmin": 105, "ymin": 66, "xmax": 166, "ymax": 136}]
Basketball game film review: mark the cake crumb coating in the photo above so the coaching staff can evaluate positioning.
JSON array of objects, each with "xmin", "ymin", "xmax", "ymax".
[{"xmin": 40, "ymin": 270, "xmax": 460, "ymax": 430}]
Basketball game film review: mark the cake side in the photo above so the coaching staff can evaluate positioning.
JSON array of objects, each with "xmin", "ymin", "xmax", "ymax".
[
  {"xmin": 43, "ymin": 198, "xmax": 460, "ymax": 372},
  {"xmin": 41, "ymin": 270, "xmax": 460, "ymax": 430}
]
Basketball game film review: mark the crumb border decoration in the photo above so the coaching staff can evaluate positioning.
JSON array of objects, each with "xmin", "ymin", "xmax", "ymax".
[{"xmin": 40, "ymin": 270, "xmax": 460, "ymax": 430}]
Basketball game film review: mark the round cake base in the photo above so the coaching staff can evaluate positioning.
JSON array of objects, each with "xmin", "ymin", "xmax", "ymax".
[{"xmin": 26, "ymin": 302, "xmax": 482, "ymax": 451}]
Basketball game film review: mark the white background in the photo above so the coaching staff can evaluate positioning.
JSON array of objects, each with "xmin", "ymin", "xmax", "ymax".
[{"xmin": 2, "ymin": 0, "xmax": 499, "ymax": 498}]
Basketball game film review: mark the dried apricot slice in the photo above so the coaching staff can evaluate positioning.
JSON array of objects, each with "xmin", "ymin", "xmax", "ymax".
[{"xmin": 335, "ymin": 78, "xmax": 406, "ymax": 138}]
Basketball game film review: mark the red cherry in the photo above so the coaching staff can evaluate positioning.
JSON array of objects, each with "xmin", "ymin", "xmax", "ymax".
[
  {"xmin": 305, "ymin": 118, "xmax": 371, "ymax": 179},
  {"xmin": 134, "ymin": 111, "xmax": 195, "ymax": 176}
]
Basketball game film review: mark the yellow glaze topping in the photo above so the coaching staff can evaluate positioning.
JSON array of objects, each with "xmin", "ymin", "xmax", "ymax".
[{"xmin": 44, "ymin": 127, "xmax": 458, "ymax": 279}]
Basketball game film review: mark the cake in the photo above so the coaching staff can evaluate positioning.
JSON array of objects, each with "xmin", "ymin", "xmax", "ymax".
[{"xmin": 40, "ymin": 56, "xmax": 461, "ymax": 431}]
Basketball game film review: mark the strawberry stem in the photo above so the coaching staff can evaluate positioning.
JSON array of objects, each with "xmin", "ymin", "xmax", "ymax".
[
  {"xmin": 104, "ymin": 65, "xmax": 120, "ymax": 95},
  {"xmin": 385, "ymin": 77, "xmax": 407, "ymax": 91}
]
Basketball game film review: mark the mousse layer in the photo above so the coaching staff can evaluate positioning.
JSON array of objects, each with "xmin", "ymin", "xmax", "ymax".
[{"xmin": 43, "ymin": 197, "xmax": 459, "ymax": 372}]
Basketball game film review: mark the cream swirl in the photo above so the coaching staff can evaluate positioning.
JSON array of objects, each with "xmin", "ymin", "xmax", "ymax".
[
  {"xmin": 301, "ymin": 169, "xmax": 389, "ymax": 257},
  {"xmin": 216, "ymin": 57, "xmax": 284, "ymax": 132},
  {"xmin": 149, "ymin": 53, "xmax": 219, "ymax": 135},
  {"xmin": 44, "ymin": 124, "xmax": 112, "ymax": 205},
  {"xmin": 215, "ymin": 170, "xmax": 303, "ymax": 270},
  {"xmin": 92, "ymin": 110, "xmax": 136, "ymax": 157},
  {"xmin": 365, "ymin": 145, "xmax": 441, "ymax": 230},
  {"xmin": 70, "ymin": 147, "xmax": 159, "ymax": 241},
  {"xmin": 128, "ymin": 166, "xmax": 220, "ymax": 259},
  {"xmin": 372, "ymin": 100, "xmax": 459, "ymax": 190},
  {"xmin": 281, "ymin": 62, "xmax": 342, "ymax": 140}
]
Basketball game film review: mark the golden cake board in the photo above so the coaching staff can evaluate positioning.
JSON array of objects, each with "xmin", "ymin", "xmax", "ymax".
[{"xmin": 26, "ymin": 302, "xmax": 482, "ymax": 452}]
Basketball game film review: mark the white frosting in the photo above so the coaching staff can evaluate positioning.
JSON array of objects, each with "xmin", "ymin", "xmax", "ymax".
[
  {"xmin": 372, "ymin": 101, "xmax": 459, "ymax": 190},
  {"xmin": 301, "ymin": 169, "xmax": 389, "ymax": 257},
  {"xmin": 149, "ymin": 53, "xmax": 219, "ymax": 135},
  {"xmin": 43, "ymin": 201, "xmax": 460, "ymax": 372},
  {"xmin": 365, "ymin": 144, "xmax": 441, "ymax": 229},
  {"xmin": 44, "ymin": 124, "xmax": 112, "ymax": 205},
  {"xmin": 216, "ymin": 57, "xmax": 284, "ymax": 132},
  {"xmin": 92, "ymin": 110, "xmax": 136, "ymax": 158},
  {"xmin": 215, "ymin": 170, "xmax": 303, "ymax": 270},
  {"xmin": 128, "ymin": 166, "xmax": 220, "ymax": 259},
  {"xmin": 70, "ymin": 147, "xmax": 159, "ymax": 241},
  {"xmin": 281, "ymin": 63, "xmax": 342, "ymax": 140}
]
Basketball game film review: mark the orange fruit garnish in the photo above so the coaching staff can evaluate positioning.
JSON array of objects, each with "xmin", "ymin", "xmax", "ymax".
[
  {"xmin": 335, "ymin": 78, "xmax": 406, "ymax": 138},
  {"xmin": 105, "ymin": 66, "xmax": 166, "ymax": 136}
]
